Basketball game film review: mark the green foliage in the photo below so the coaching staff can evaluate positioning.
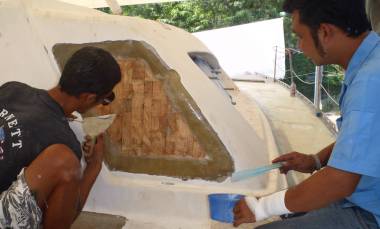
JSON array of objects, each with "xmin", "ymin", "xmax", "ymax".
[
  {"xmin": 282, "ymin": 14, "xmax": 342, "ymax": 112},
  {"xmin": 282, "ymin": 52, "xmax": 315, "ymax": 100},
  {"xmin": 282, "ymin": 51, "xmax": 343, "ymax": 112},
  {"xmin": 119, "ymin": 0, "xmax": 283, "ymax": 33},
  {"xmin": 322, "ymin": 65, "xmax": 343, "ymax": 112}
]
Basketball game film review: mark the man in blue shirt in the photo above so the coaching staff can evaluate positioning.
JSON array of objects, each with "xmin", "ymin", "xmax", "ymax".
[{"xmin": 233, "ymin": 0, "xmax": 380, "ymax": 228}]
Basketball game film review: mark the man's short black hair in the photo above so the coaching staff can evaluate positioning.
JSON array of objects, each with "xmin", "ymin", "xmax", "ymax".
[
  {"xmin": 283, "ymin": 0, "xmax": 371, "ymax": 38},
  {"xmin": 59, "ymin": 46, "xmax": 121, "ymax": 97}
]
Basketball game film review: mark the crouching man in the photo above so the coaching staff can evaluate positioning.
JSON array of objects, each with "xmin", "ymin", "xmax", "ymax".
[{"xmin": 0, "ymin": 46, "xmax": 121, "ymax": 228}]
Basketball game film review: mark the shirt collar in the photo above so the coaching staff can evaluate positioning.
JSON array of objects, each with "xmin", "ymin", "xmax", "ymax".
[{"xmin": 344, "ymin": 31, "xmax": 380, "ymax": 86}]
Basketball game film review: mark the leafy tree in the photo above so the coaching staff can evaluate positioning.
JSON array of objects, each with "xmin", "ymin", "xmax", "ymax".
[{"xmin": 113, "ymin": 0, "xmax": 284, "ymax": 32}]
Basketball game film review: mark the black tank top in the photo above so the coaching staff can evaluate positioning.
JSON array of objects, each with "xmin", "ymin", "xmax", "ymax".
[{"xmin": 0, "ymin": 82, "xmax": 82, "ymax": 192}]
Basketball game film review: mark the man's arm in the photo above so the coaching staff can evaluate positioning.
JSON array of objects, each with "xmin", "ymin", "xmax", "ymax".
[
  {"xmin": 77, "ymin": 159, "xmax": 102, "ymax": 212},
  {"xmin": 234, "ymin": 142, "xmax": 355, "ymax": 227},
  {"xmin": 316, "ymin": 142, "xmax": 335, "ymax": 167},
  {"xmin": 75, "ymin": 134, "xmax": 104, "ymax": 218},
  {"xmin": 285, "ymin": 166, "xmax": 360, "ymax": 212},
  {"xmin": 272, "ymin": 142, "xmax": 335, "ymax": 174},
  {"xmin": 233, "ymin": 165, "xmax": 361, "ymax": 227}
]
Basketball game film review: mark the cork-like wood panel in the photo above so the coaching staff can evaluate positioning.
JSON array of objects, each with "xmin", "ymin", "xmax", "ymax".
[
  {"xmin": 99, "ymin": 58, "xmax": 206, "ymax": 159},
  {"xmin": 53, "ymin": 41, "xmax": 234, "ymax": 181}
]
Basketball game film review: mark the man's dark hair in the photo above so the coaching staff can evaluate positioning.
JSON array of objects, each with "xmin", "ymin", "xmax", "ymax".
[
  {"xmin": 59, "ymin": 46, "xmax": 121, "ymax": 97},
  {"xmin": 283, "ymin": 0, "xmax": 371, "ymax": 48}
]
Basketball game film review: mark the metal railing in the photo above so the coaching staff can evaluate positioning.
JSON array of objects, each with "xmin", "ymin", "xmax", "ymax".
[{"xmin": 273, "ymin": 46, "xmax": 341, "ymax": 135}]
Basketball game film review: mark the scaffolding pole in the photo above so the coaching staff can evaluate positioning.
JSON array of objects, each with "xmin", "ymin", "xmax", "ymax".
[
  {"xmin": 273, "ymin": 46, "xmax": 278, "ymax": 82},
  {"xmin": 314, "ymin": 66, "xmax": 323, "ymax": 116},
  {"xmin": 288, "ymin": 49, "xmax": 296, "ymax": 97}
]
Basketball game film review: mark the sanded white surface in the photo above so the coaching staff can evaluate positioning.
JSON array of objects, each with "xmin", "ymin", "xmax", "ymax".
[
  {"xmin": 0, "ymin": 0, "xmax": 270, "ymax": 182},
  {"xmin": 0, "ymin": 1, "xmax": 286, "ymax": 228},
  {"xmin": 235, "ymin": 81, "xmax": 336, "ymax": 184}
]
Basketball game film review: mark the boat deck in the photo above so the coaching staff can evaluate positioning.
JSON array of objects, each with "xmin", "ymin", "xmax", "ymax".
[
  {"xmin": 71, "ymin": 79, "xmax": 335, "ymax": 228},
  {"xmin": 234, "ymin": 80, "xmax": 336, "ymax": 185}
]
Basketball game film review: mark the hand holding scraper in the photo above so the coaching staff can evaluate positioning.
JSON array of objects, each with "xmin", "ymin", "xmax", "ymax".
[{"xmin": 82, "ymin": 114, "xmax": 116, "ymax": 157}]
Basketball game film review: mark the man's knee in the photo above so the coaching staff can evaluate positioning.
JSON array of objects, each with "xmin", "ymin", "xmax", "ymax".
[
  {"xmin": 43, "ymin": 144, "xmax": 81, "ymax": 183},
  {"xmin": 26, "ymin": 144, "xmax": 80, "ymax": 187}
]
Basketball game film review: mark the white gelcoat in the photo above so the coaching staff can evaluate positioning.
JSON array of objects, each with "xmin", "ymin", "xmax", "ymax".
[{"xmin": 0, "ymin": 0, "xmax": 286, "ymax": 227}]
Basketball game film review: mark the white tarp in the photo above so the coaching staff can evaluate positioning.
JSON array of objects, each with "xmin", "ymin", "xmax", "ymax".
[
  {"xmin": 367, "ymin": 0, "xmax": 380, "ymax": 33},
  {"xmin": 58, "ymin": 0, "xmax": 184, "ymax": 8},
  {"xmin": 194, "ymin": 18, "xmax": 286, "ymax": 80}
]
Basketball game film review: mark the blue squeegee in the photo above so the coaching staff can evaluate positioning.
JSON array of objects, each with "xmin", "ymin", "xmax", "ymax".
[{"xmin": 231, "ymin": 163, "xmax": 283, "ymax": 182}]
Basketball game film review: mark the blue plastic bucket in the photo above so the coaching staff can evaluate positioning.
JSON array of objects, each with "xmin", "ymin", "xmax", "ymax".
[{"xmin": 208, "ymin": 193, "xmax": 244, "ymax": 223}]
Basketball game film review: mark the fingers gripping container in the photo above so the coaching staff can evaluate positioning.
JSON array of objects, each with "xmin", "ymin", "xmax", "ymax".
[{"xmin": 208, "ymin": 193, "xmax": 244, "ymax": 223}]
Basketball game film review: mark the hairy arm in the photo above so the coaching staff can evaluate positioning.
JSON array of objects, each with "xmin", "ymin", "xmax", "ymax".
[
  {"xmin": 316, "ymin": 142, "xmax": 335, "ymax": 167},
  {"xmin": 285, "ymin": 166, "xmax": 361, "ymax": 212},
  {"xmin": 273, "ymin": 142, "xmax": 336, "ymax": 174},
  {"xmin": 234, "ymin": 142, "xmax": 359, "ymax": 227},
  {"xmin": 77, "ymin": 160, "xmax": 102, "ymax": 212},
  {"xmin": 75, "ymin": 135, "xmax": 104, "ymax": 218}
]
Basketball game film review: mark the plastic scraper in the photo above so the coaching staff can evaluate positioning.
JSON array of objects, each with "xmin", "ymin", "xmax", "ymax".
[
  {"xmin": 82, "ymin": 114, "xmax": 117, "ymax": 152},
  {"xmin": 83, "ymin": 114, "xmax": 116, "ymax": 138},
  {"xmin": 231, "ymin": 163, "xmax": 283, "ymax": 182}
]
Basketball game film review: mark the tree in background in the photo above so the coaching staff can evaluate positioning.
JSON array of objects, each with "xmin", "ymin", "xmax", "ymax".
[
  {"xmin": 108, "ymin": 0, "xmax": 284, "ymax": 32},
  {"xmin": 99, "ymin": 0, "xmax": 342, "ymax": 112}
]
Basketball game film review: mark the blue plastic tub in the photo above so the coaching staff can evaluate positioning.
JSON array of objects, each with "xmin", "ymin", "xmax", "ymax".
[{"xmin": 208, "ymin": 193, "xmax": 244, "ymax": 223}]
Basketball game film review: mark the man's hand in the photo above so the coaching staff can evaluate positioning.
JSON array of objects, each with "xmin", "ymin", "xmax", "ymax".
[
  {"xmin": 77, "ymin": 134, "xmax": 105, "ymax": 219},
  {"xmin": 233, "ymin": 198, "xmax": 256, "ymax": 227},
  {"xmin": 272, "ymin": 152, "xmax": 316, "ymax": 174},
  {"xmin": 82, "ymin": 134, "xmax": 104, "ymax": 169}
]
